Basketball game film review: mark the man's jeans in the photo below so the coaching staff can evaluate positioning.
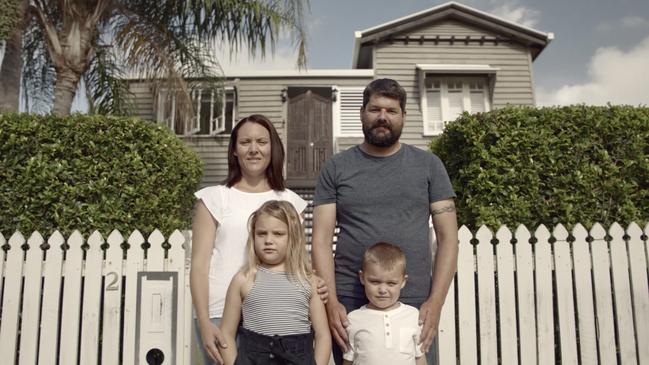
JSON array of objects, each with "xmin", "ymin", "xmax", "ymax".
[{"xmin": 332, "ymin": 295, "xmax": 438, "ymax": 365}]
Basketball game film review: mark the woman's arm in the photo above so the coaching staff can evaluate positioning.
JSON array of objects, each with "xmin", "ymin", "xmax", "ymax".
[
  {"xmin": 190, "ymin": 201, "xmax": 226, "ymax": 363},
  {"xmin": 310, "ymin": 278, "xmax": 332, "ymax": 365},
  {"xmin": 220, "ymin": 271, "xmax": 247, "ymax": 365}
]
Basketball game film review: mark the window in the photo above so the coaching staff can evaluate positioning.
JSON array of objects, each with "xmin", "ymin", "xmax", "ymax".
[
  {"xmin": 417, "ymin": 64, "xmax": 497, "ymax": 136},
  {"xmin": 422, "ymin": 76, "xmax": 490, "ymax": 135},
  {"xmin": 335, "ymin": 87, "xmax": 364, "ymax": 136},
  {"xmin": 157, "ymin": 88, "xmax": 236, "ymax": 136}
]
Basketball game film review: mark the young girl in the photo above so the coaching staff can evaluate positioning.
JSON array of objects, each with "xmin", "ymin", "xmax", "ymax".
[{"xmin": 219, "ymin": 200, "xmax": 331, "ymax": 365}]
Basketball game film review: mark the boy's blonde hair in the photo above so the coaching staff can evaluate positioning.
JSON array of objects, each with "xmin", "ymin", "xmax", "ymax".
[
  {"xmin": 244, "ymin": 200, "xmax": 311, "ymax": 287},
  {"xmin": 362, "ymin": 242, "xmax": 406, "ymax": 276}
]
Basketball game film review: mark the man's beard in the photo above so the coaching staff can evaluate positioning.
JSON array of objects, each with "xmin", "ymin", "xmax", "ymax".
[{"xmin": 362, "ymin": 119, "xmax": 401, "ymax": 147}]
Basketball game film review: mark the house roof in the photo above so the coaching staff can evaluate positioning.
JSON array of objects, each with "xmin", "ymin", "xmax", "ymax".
[{"xmin": 352, "ymin": 1, "xmax": 553, "ymax": 68}]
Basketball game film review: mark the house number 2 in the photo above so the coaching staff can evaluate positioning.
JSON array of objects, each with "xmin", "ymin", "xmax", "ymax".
[{"xmin": 106, "ymin": 272, "xmax": 120, "ymax": 291}]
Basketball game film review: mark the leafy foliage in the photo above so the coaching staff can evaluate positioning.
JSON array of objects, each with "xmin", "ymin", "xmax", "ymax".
[
  {"xmin": 0, "ymin": 0, "xmax": 21, "ymax": 40},
  {"xmin": 430, "ymin": 105, "xmax": 649, "ymax": 230},
  {"xmin": 0, "ymin": 113, "xmax": 203, "ymax": 236},
  {"xmin": 18, "ymin": 0, "xmax": 308, "ymax": 115}
]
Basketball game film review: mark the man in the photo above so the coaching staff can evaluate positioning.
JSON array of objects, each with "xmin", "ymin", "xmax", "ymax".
[{"xmin": 311, "ymin": 78, "xmax": 458, "ymax": 365}]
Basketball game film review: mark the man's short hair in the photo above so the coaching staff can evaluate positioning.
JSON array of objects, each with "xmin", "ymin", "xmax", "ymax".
[
  {"xmin": 362, "ymin": 78, "xmax": 407, "ymax": 112},
  {"xmin": 362, "ymin": 242, "xmax": 406, "ymax": 275}
]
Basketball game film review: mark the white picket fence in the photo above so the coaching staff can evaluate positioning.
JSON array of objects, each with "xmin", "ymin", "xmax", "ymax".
[
  {"xmin": 437, "ymin": 222, "xmax": 649, "ymax": 365},
  {"xmin": 0, "ymin": 229, "xmax": 192, "ymax": 365},
  {"xmin": 0, "ymin": 222, "xmax": 648, "ymax": 364}
]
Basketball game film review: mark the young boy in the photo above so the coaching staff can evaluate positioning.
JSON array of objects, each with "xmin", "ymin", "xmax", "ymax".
[{"xmin": 343, "ymin": 242, "xmax": 427, "ymax": 365}]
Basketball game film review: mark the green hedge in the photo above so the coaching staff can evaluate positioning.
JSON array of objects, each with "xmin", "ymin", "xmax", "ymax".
[
  {"xmin": 430, "ymin": 105, "xmax": 649, "ymax": 230},
  {"xmin": 0, "ymin": 113, "xmax": 203, "ymax": 236},
  {"xmin": 0, "ymin": 0, "xmax": 21, "ymax": 40}
]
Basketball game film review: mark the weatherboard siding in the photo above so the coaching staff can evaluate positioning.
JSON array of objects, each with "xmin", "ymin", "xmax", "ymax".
[
  {"xmin": 370, "ymin": 19, "xmax": 535, "ymax": 149},
  {"xmin": 128, "ymin": 76, "xmax": 371, "ymax": 186}
]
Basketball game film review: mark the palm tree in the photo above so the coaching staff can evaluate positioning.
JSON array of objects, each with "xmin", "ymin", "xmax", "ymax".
[{"xmin": 13, "ymin": 0, "xmax": 308, "ymax": 115}]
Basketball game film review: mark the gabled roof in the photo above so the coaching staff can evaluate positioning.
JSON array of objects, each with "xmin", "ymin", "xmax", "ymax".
[{"xmin": 352, "ymin": 1, "xmax": 553, "ymax": 68}]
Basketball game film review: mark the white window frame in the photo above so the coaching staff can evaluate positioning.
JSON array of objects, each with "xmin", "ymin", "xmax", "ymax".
[
  {"xmin": 333, "ymin": 86, "xmax": 365, "ymax": 138},
  {"xmin": 417, "ymin": 64, "xmax": 498, "ymax": 136},
  {"xmin": 157, "ymin": 87, "xmax": 236, "ymax": 136}
]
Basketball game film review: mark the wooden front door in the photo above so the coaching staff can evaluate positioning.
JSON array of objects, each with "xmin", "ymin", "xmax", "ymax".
[{"xmin": 286, "ymin": 87, "xmax": 333, "ymax": 187}]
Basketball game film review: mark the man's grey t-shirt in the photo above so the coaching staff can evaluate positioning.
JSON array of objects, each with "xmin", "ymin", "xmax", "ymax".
[{"xmin": 313, "ymin": 144, "xmax": 455, "ymax": 303}]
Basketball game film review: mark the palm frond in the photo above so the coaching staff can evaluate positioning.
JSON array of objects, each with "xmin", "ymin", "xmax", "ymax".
[
  {"xmin": 17, "ymin": 0, "xmax": 309, "ymax": 114},
  {"xmin": 84, "ymin": 44, "xmax": 134, "ymax": 115},
  {"xmin": 111, "ymin": 3, "xmax": 224, "ymax": 125}
]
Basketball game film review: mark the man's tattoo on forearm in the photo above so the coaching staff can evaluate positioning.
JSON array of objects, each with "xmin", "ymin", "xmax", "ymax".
[{"xmin": 431, "ymin": 205, "xmax": 456, "ymax": 216}]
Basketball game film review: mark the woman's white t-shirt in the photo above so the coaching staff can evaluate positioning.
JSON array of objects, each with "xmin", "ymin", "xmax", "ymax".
[{"xmin": 194, "ymin": 185, "xmax": 307, "ymax": 318}]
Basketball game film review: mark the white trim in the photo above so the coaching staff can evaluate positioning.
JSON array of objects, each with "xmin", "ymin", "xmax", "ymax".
[
  {"xmin": 125, "ymin": 69, "xmax": 373, "ymax": 81},
  {"xmin": 419, "ymin": 74, "xmax": 491, "ymax": 136},
  {"xmin": 335, "ymin": 86, "xmax": 365, "ymax": 138},
  {"xmin": 332, "ymin": 85, "xmax": 341, "ymax": 141},
  {"xmin": 157, "ymin": 87, "xmax": 236, "ymax": 136},
  {"xmin": 223, "ymin": 69, "xmax": 374, "ymax": 78},
  {"xmin": 188, "ymin": 90, "xmax": 201, "ymax": 134},
  {"xmin": 416, "ymin": 64, "xmax": 500, "ymax": 73},
  {"xmin": 351, "ymin": 31, "xmax": 363, "ymax": 69}
]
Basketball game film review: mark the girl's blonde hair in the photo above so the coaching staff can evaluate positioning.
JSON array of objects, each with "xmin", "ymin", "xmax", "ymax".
[{"xmin": 243, "ymin": 200, "xmax": 312, "ymax": 287}]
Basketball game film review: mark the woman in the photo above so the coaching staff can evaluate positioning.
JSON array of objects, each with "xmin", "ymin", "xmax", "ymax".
[{"xmin": 191, "ymin": 114, "xmax": 308, "ymax": 364}]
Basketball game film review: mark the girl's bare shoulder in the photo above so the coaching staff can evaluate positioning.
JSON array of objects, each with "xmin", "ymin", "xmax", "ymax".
[{"xmin": 231, "ymin": 268, "xmax": 256, "ymax": 297}]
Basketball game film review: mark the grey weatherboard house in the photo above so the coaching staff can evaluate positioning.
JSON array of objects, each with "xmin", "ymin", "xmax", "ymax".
[{"xmin": 127, "ymin": 1, "xmax": 552, "ymax": 189}]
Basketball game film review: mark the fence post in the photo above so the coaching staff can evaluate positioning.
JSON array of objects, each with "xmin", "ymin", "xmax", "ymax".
[
  {"xmin": 496, "ymin": 226, "xmax": 517, "ymax": 365},
  {"xmin": 591, "ymin": 224, "xmax": 617, "ymax": 365},
  {"xmin": 457, "ymin": 226, "xmax": 477, "ymax": 365},
  {"xmin": 0, "ymin": 232, "xmax": 26, "ymax": 365},
  {"xmin": 628, "ymin": 223, "xmax": 649, "ymax": 364},
  {"xmin": 534, "ymin": 225, "xmax": 554, "ymax": 364},
  {"xmin": 38, "ymin": 231, "xmax": 65, "ymax": 365},
  {"xmin": 18, "ymin": 232, "xmax": 44, "ymax": 364},
  {"xmin": 572, "ymin": 224, "xmax": 597, "ymax": 364},
  {"xmin": 102, "ymin": 230, "xmax": 125, "ymax": 365}
]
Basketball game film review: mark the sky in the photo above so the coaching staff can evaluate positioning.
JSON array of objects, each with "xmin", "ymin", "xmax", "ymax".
[
  {"xmin": 213, "ymin": 0, "xmax": 649, "ymax": 106},
  {"xmin": 1, "ymin": 0, "xmax": 647, "ymax": 109}
]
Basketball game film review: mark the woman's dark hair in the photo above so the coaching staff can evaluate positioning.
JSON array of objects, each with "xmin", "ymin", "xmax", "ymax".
[{"xmin": 224, "ymin": 114, "xmax": 286, "ymax": 190}]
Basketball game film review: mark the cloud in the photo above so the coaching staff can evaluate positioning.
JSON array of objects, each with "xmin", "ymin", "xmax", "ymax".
[
  {"xmin": 488, "ymin": 3, "xmax": 540, "ymax": 28},
  {"xmin": 622, "ymin": 16, "xmax": 649, "ymax": 28},
  {"xmin": 536, "ymin": 35, "xmax": 649, "ymax": 106}
]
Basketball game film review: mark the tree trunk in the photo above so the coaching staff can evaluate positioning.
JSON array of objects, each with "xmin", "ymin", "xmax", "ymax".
[
  {"xmin": 0, "ymin": 0, "xmax": 28, "ymax": 113},
  {"xmin": 52, "ymin": 66, "xmax": 81, "ymax": 115}
]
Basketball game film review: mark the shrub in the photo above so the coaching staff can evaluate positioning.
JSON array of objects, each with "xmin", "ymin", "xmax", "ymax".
[
  {"xmin": 0, "ymin": 0, "xmax": 21, "ymax": 40},
  {"xmin": 0, "ymin": 113, "xmax": 203, "ymax": 236},
  {"xmin": 430, "ymin": 105, "xmax": 649, "ymax": 230}
]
